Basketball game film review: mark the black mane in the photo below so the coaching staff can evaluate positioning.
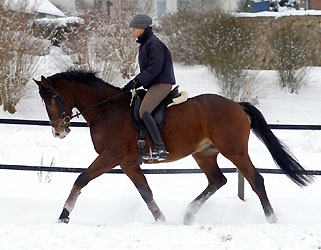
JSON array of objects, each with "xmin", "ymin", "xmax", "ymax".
[{"xmin": 47, "ymin": 70, "xmax": 121, "ymax": 91}]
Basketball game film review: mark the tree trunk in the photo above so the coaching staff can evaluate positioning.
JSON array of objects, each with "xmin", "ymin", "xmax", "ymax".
[{"xmin": 3, "ymin": 100, "xmax": 16, "ymax": 114}]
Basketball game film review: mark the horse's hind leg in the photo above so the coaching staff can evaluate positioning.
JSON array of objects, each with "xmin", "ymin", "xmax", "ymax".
[
  {"xmin": 228, "ymin": 152, "xmax": 277, "ymax": 223},
  {"xmin": 184, "ymin": 150, "xmax": 227, "ymax": 225}
]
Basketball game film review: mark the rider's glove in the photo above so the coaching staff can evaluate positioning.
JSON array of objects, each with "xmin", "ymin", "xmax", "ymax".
[{"xmin": 122, "ymin": 79, "xmax": 139, "ymax": 92}]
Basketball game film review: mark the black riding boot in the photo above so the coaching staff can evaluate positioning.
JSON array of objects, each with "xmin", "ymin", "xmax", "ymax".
[{"xmin": 142, "ymin": 112, "xmax": 168, "ymax": 161}]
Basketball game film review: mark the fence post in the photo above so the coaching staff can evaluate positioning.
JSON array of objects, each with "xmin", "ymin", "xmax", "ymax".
[{"xmin": 238, "ymin": 171, "xmax": 245, "ymax": 201}]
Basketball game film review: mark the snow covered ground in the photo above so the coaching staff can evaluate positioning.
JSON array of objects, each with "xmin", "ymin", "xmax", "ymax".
[{"xmin": 1, "ymin": 58, "xmax": 321, "ymax": 249}]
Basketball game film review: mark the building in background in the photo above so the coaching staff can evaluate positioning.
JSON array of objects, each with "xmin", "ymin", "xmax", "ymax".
[
  {"xmin": 298, "ymin": 0, "xmax": 321, "ymax": 10},
  {"xmin": 306, "ymin": 0, "xmax": 321, "ymax": 10},
  {"xmin": 33, "ymin": 0, "xmax": 65, "ymax": 16},
  {"xmin": 49, "ymin": 0, "xmax": 76, "ymax": 13},
  {"xmin": 3, "ymin": 0, "xmax": 65, "ymax": 17},
  {"xmin": 48, "ymin": 0, "xmax": 321, "ymax": 17},
  {"xmin": 50, "ymin": 0, "xmax": 112, "ymax": 14},
  {"xmin": 49, "ymin": 0, "xmax": 239, "ymax": 17},
  {"xmin": 165, "ymin": 0, "xmax": 238, "ymax": 15},
  {"xmin": 157, "ymin": 0, "xmax": 177, "ymax": 16}
]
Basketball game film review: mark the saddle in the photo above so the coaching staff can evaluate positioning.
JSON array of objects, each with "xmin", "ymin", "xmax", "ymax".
[{"xmin": 130, "ymin": 86, "xmax": 188, "ymax": 164}]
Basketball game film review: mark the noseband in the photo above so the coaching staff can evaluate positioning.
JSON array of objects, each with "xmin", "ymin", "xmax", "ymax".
[{"xmin": 41, "ymin": 84, "xmax": 72, "ymax": 129}]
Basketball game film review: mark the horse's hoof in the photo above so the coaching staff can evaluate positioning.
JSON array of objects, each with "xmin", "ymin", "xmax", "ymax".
[
  {"xmin": 266, "ymin": 214, "xmax": 278, "ymax": 224},
  {"xmin": 58, "ymin": 217, "xmax": 70, "ymax": 224},
  {"xmin": 156, "ymin": 213, "xmax": 166, "ymax": 223},
  {"xmin": 58, "ymin": 208, "xmax": 70, "ymax": 224},
  {"xmin": 184, "ymin": 213, "xmax": 195, "ymax": 225}
]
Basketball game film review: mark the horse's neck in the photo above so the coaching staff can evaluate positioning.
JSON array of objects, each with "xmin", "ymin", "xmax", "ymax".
[{"xmin": 71, "ymin": 82, "xmax": 125, "ymax": 125}]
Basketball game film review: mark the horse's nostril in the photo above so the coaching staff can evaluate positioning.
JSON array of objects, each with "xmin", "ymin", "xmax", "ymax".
[{"xmin": 55, "ymin": 132, "xmax": 60, "ymax": 137}]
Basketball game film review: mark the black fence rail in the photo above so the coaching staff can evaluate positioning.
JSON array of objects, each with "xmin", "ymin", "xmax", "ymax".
[
  {"xmin": 0, "ymin": 164, "xmax": 226, "ymax": 174},
  {"xmin": 1, "ymin": 164, "xmax": 321, "ymax": 175},
  {"xmin": 2, "ymin": 118, "xmax": 321, "ymax": 130},
  {"xmin": 0, "ymin": 118, "xmax": 87, "ymax": 127}
]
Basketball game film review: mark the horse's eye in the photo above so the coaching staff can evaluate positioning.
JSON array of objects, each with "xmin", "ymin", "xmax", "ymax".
[
  {"xmin": 45, "ymin": 99, "xmax": 52, "ymax": 107},
  {"xmin": 42, "ymin": 96, "xmax": 52, "ymax": 107}
]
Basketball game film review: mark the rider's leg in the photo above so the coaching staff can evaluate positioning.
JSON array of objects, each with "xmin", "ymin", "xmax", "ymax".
[
  {"xmin": 139, "ymin": 83, "xmax": 172, "ymax": 160},
  {"xmin": 141, "ymin": 111, "xmax": 167, "ymax": 160},
  {"xmin": 139, "ymin": 83, "xmax": 172, "ymax": 118}
]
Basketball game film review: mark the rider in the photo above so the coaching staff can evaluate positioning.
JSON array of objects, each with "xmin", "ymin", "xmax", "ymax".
[{"xmin": 122, "ymin": 14, "xmax": 176, "ymax": 161}]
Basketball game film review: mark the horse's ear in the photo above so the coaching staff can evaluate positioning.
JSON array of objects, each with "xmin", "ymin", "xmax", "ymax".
[
  {"xmin": 33, "ymin": 78, "xmax": 41, "ymax": 86},
  {"xmin": 40, "ymin": 75, "xmax": 50, "ymax": 88}
]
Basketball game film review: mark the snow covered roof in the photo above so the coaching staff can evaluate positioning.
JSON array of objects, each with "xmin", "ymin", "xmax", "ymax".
[
  {"xmin": 36, "ymin": 0, "xmax": 65, "ymax": 17},
  {"xmin": 3, "ymin": 0, "xmax": 65, "ymax": 17}
]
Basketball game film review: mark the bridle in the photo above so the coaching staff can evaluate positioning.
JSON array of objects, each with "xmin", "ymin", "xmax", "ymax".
[
  {"xmin": 43, "ymin": 83, "xmax": 128, "ymax": 129},
  {"xmin": 44, "ymin": 84, "xmax": 72, "ymax": 129}
]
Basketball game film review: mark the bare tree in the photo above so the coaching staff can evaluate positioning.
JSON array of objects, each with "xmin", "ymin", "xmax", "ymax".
[
  {"xmin": 59, "ymin": 0, "xmax": 139, "ymax": 86},
  {"xmin": 0, "ymin": 1, "xmax": 49, "ymax": 113},
  {"xmin": 138, "ymin": 0, "xmax": 156, "ymax": 16}
]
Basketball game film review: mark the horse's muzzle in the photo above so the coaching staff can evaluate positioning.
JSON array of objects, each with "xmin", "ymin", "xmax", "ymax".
[{"xmin": 52, "ymin": 126, "xmax": 71, "ymax": 139}]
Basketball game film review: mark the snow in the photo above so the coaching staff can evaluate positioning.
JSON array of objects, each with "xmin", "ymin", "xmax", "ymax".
[
  {"xmin": 1, "ymin": 50, "xmax": 321, "ymax": 249},
  {"xmin": 236, "ymin": 9, "xmax": 321, "ymax": 18},
  {"xmin": 35, "ymin": 17, "xmax": 84, "ymax": 26}
]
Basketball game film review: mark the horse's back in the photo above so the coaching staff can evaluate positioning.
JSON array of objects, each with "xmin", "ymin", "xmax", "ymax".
[
  {"xmin": 163, "ymin": 93, "xmax": 251, "ymax": 157},
  {"xmin": 168, "ymin": 93, "xmax": 248, "ymax": 124}
]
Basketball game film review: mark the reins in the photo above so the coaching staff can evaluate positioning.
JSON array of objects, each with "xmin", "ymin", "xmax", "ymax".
[{"xmin": 70, "ymin": 90, "xmax": 129, "ymax": 120}]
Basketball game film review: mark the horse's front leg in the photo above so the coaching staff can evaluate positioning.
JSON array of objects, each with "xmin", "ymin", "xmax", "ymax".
[
  {"xmin": 121, "ymin": 164, "xmax": 165, "ymax": 222},
  {"xmin": 58, "ymin": 152, "xmax": 116, "ymax": 223}
]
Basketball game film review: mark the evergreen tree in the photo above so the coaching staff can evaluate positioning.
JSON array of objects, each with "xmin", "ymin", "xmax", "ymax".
[
  {"xmin": 270, "ymin": 0, "xmax": 300, "ymax": 12},
  {"xmin": 238, "ymin": 0, "xmax": 252, "ymax": 13}
]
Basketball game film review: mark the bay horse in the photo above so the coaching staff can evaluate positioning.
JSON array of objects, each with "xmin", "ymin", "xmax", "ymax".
[{"xmin": 33, "ymin": 70, "xmax": 312, "ymax": 224}]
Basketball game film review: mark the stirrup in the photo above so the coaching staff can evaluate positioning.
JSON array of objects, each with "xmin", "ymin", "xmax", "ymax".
[
  {"xmin": 142, "ymin": 148, "xmax": 168, "ymax": 162},
  {"xmin": 154, "ymin": 149, "xmax": 168, "ymax": 161}
]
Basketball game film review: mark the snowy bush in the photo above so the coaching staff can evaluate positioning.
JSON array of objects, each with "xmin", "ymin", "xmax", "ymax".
[
  {"xmin": 162, "ymin": 11, "xmax": 259, "ymax": 102},
  {"xmin": 200, "ymin": 12, "xmax": 258, "ymax": 102},
  {"xmin": 59, "ymin": 0, "xmax": 139, "ymax": 85},
  {"xmin": 160, "ymin": 12, "xmax": 204, "ymax": 65},
  {"xmin": 268, "ymin": 20, "xmax": 314, "ymax": 93},
  {"xmin": 0, "ymin": 2, "xmax": 49, "ymax": 113}
]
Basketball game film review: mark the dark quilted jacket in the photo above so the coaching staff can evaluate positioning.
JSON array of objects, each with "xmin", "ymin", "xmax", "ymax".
[{"xmin": 134, "ymin": 28, "xmax": 176, "ymax": 89}]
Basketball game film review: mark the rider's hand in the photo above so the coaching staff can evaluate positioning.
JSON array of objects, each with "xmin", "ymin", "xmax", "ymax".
[{"xmin": 122, "ymin": 79, "xmax": 138, "ymax": 92}]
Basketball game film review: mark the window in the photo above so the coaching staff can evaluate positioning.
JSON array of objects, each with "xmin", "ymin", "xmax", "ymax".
[
  {"xmin": 157, "ymin": 0, "xmax": 166, "ymax": 16},
  {"xmin": 75, "ymin": 0, "xmax": 84, "ymax": 9}
]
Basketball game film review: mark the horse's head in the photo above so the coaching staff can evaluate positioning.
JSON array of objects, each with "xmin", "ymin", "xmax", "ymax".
[{"xmin": 33, "ymin": 75, "xmax": 73, "ymax": 139}]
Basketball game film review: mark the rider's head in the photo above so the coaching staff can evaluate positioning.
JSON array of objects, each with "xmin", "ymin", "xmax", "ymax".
[{"xmin": 130, "ymin": 14, "xmax": 152, "ymax": 38}]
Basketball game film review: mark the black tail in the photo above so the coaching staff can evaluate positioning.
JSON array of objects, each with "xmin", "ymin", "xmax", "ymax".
[{"xmin": 239, "ymin": 102, "xmax": 313, "ymax": 187}]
